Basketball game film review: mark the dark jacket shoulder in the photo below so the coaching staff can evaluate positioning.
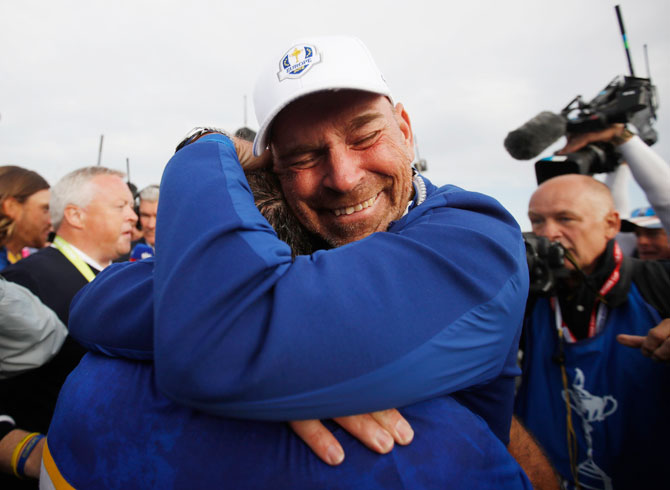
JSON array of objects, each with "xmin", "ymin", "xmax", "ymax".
[
  {"xmin": 630, "ymin": 258, "xmax": 670, "ymax": 318},
  {"xmin": 1, "ymin": 247, "xmax": 95, "ymax": 324}
]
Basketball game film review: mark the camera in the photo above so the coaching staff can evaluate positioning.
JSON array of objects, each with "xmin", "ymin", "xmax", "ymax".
[
  {"xmin": 535, "ymin": 75, "xmax": 657, "ymax": 184},
  {"xmin": 523, "ymin": 232, "xmax": 569, "ymax": 295}
]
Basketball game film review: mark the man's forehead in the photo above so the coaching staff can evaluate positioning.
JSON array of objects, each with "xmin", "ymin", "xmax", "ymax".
[
  {"xmin": 529, "ymin": 193, "xmax": 602, "ymax": 222},
  {"xmin": 270, "ymin": 91, "xmax": 392, "ymax": 146},
  {"xmin": 530, "ymin": 186, "xmax": 578, "ymax": 213},
  {"xmin": 140, "ymin": 200, "xmax": 158, "ymax": 211},
  {"xmin": 91, "ymin": 174, "xmax": 132, "ymax": 200}
]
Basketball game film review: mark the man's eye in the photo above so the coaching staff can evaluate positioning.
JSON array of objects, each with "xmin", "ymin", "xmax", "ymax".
[
  {"xmin": 288, "ymin": 156, "xmax": 318, "ymax": 169},
  {"xmin": 353, "ymin": 131, "xmax": 380, "ymax": 147}
]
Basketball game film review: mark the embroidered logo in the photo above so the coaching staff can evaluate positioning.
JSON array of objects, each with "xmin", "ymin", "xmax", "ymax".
[
  {"xmin": 277, "ymin": 44, "xmax": 321, "ymax": 81},
  {"xmin": 562, "ymin": 368, "xmax": 618, "ymax": 490}
]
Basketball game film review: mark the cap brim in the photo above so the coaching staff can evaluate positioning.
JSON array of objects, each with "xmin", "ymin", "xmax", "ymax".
[
  {"xmin": 621, "ymin": 217, "xmax": 662, "ymax": 232},
  {"xmin": 252, "ymin": 86, "xmax": 392, "ymax": 157}
]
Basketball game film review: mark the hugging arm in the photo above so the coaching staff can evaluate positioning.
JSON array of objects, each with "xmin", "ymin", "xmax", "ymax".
[{"xmin": 70, "ymin": 133, "xmax": 528, "ymax": 420}]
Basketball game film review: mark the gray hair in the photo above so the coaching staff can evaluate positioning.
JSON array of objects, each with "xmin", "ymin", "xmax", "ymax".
[
  {"xmin": 138, "ymin": 184, "xmax": 159, "ymax": 203},
  {"xmin": 50, "ymin": 166, "xmax": 125, "ymax": 230}
]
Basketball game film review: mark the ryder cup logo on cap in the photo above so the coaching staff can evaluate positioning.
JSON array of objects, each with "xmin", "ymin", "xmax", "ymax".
[
  {"xmin": 278, "ymin": 44, "xmax": 321, "ymax": 80},
  {"xmin": 252, "ymin": 35, "xmax": 393, "ymax": 156}
]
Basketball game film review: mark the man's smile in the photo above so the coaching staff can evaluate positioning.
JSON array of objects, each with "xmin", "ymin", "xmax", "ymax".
[{"xmin": 332, "ymin": 193, "xmax": 379, "ymax": 217}]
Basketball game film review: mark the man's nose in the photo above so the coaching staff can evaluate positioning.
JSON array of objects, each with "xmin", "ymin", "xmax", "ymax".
[
  {"xmin": 535, "ymin": 221, "xmax": 561, "ymax": 241},
  {"xmin": 322, "ymin": 147, "xmax": 364, "ymax": 193},
  {"xmin": 127, "ymin": 206, "xmax": 138, "ymax": 223},
  {"xmin": 636, "ymin": 233, "xmax": 651, "ymax": 245}
]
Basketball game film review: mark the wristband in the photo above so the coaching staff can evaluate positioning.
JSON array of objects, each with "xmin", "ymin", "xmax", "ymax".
[
  {"xmin": 10, "ymin": 432, "xmax": 43, "ymax": 479},
  {"xmin": 175, "ymin": 127, "xmax": 232, "ymax": 153},
  {"xmin": 16, "ymin": 433, "xmax": 45, "ymax": 478}
]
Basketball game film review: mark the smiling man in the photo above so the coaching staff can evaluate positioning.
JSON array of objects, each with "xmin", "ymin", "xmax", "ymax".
[
  {"xmin": 270, "ymin": 90, "xmax": 414, "ymax": 247},
  {"xmin": 620, "ymin": 206, "xmax": 670, "ymax": 260},
  {"xmin": 515, "ymin": 174, "xmax": 670, "ymax": 489},
  {"xmin": 43, "ymin": 36, "xmax": 532, "ymax": 489}
]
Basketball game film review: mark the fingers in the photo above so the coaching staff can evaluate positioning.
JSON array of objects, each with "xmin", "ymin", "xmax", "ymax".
[
  {"xmin": 333, "ymin": 413, "xmax": 395, "ymax": 454},
  {"xmin": 556, "ymin": 124, "xmax": 626, "ymax": 155},
  {"xmin": 289, "ymin": 410, "xmax": 415, "ymax": 465},
  {"xmin": 651, "ymin": 339, "xmax": 670, "ymax": 362},
  {"xmin": 232, "ymin": 136, "xmax": 272, "ymax": 171},
  {"xmin": 617, "ymin": 320, "xmax": 670, "ymax": 362},
  {"xmin": 333, "ymin": 408, "xmax": 415, "ymax": 454},
  {"xmin": 616, "ymin": 333, "xmax": 645, "ymax": 348},
  {"xmin": 643, "ymin": 320, "xmax": 670, "ymax": 362},
  {"xmin": 370, "ymin": 408, "xmax": 414, "ymax": 445},
  {"xmin": 556, "ymin": 134, "xmax": 590, "ymax": 155},
  {"xmin": 288, "ymin": 419, "xmax": 345, "ymax": 466}
]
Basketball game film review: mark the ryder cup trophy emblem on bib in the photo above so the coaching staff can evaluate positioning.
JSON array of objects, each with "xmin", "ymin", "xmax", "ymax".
[{"xmin": 277, "ymin": 44, "xmax": 321, "ymax": 81}]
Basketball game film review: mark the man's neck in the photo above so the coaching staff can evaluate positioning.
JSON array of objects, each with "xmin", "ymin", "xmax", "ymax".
[
  {"xmin": 56, "ymin": 229, "xmax": 111, "ymax": 269},
  {"xmin": 555, "ymin": 241, "xmax": 619, "ymax": 340},
  {"xmin": 4, "ymin": 237, "xmax": 25, "ymax": 256}
]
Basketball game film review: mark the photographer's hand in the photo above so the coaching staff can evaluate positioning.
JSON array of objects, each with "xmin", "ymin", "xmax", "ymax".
[{"xmin": 557, "ymin": 123, "xmax": 632, "ymax": 154}]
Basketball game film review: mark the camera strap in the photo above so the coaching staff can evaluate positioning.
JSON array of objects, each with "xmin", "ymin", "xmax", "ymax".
[
  {"xmin": 551, "ymin": 242, "xmax": 622, "ymax": 488},
  {"xmin": 552, "ymin": 241, "xmax": 623, "ymax": 342}
]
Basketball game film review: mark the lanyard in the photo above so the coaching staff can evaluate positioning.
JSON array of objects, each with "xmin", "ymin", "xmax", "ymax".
[
  {"xmin": 552, "ymin": 241, "xmax": 623, "ymax": 343},
  {"xmin": 52, "ymin": 236, "xmax": 96, "ymax": 283},
  {"xmin": 6, "ymin": 249, "xmax": 22, "ymax": 264}
]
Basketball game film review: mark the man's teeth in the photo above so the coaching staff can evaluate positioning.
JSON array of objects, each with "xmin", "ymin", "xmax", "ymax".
[{"xmin": 333, "ymin": 196, "xmax": 377, "ymax": 217}]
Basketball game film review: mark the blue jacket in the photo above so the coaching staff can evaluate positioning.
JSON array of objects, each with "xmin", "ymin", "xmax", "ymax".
[
  {"xmin": 46, "ymin": 133, "xmax": 530, "ymax": 488},
  {"xmin": 70, "ymin": 133, "xmax": 528, "ymax": 437},
  {"xmin": 46, "ymin": 353, "xmax": 530, "ymax": 489}
]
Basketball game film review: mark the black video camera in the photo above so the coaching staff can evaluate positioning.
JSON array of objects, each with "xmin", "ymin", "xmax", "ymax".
[
  {"xmin": 524, "ymin": 232, "xmax": 570, "ymax": 295},
  {"xmin": 535, "ymin": 75, "xmax": 658, "ymax": 184}
]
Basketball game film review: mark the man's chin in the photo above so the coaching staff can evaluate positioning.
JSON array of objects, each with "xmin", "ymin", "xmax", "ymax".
[
  {"xmin": 30, "ymin": 239, "xmax": 49, "ymax": 249},
  {"xmin": 319, "ymin": 222, "xmax": 384, "ymax": 248},
  {"xmin": 117, "ymin": 240, "xmax": 132, "ymax": 256}
]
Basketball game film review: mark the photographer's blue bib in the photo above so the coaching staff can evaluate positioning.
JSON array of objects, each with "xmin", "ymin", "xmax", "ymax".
[{"xmin": 515, "ymin": 286, "xmax": 670, "ymax": 490}]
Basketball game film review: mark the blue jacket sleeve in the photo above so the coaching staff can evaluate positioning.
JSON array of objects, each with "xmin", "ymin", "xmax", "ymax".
[
  {"xmin": 69, "ymin": 259, "xmax": 155, "ymax": 360},
  {"xmin": 144, "ymin": 133, "xmax": 529, "ymax": 420}
]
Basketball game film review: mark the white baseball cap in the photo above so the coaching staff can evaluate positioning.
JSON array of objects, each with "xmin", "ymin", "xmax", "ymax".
[
  {"xmin": 252, "ymin": 35, "xmax": 393, "ymax": 156},
  {"xmin": 621, "ymin": 206, "xmax": 662, "ymax": 232}
]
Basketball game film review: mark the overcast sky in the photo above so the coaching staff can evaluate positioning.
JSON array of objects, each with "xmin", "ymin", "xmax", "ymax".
[{"xmin": 1, "ymin": 0, "xmax": 668, "ymax": 230}]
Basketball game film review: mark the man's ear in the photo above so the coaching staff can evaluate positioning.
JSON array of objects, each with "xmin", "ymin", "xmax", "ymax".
[
  {"xmin": 605, "ymin": 209, "xmax": 621, "ymax": 240},
  {"xmin": 1, "ymin": 197, "xmax": 22, "ymax": 220},
  {"xmin": 62, "ymin": 204, "xmax": 85, "ymax": 230},
  {"xmin": 394, "ymin": 103, "xmax": 415, "ymax": 161}
]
